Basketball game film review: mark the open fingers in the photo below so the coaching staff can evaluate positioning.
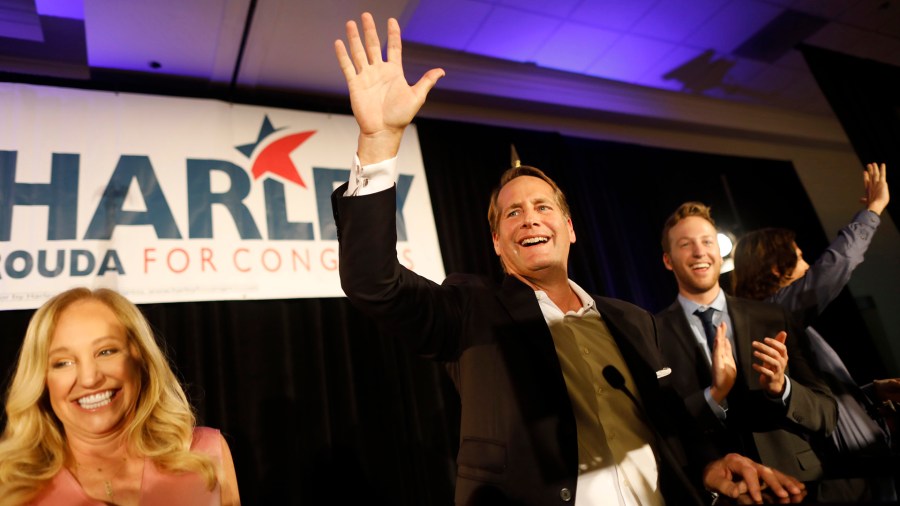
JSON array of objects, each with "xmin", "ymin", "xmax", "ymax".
[
  {"xmin": 755, "ymin": 464, "xmax": 790, "ymax": 500},
  {"xmin": 752, "ymin": 348, "xmax": 785, "ymax": 374},
  {"xmin": 752, "ymin": 339, "xmax": 786, "ymax": 380},
  {"xmin": 715, "ymin": 322, "xmax": 733, "ymax": 354},
  {"xmin": 752, "ymin": 341, "xmax": 784, "ymax": 362},
  {"xmin": 867, "ymin": 163, "xmax": 877, "ymax": 183},
  {"xmin": 732, "ymin": 457, "xmax": 763, "ymax": 503},
  {"xmin": 334, "ymin": 39, "xmax": 356, "ymax": 81},
  {"xmin": 714, "ymin": 328, "xmax": 735, "ymax": 365},
  {"xmin": 718, "ymin": 331, "xmax": 733, "ymax": 356},
  {"xmin": 866, "ymin": 162, "xmax": 887, "ymax": 188},
  {"xmin": 715, "ymin": 321, "xmax": 727, "ymax": 340},
  {"xmin": 344, "ymin": 18, "xmax": 369, "ymax": 74},
  {"xmin": 753, "ymin": 334, "xmax": 787, "ymax": 357},
  {"xmin": 868, "ymin": 162, "xmax": 885, "ymax": 179},
  {"xmin": 411, "ymin": 68, "xmax": 446, "ymax": 98},
  {"xmin": 704, "ymin": 461, "xmax": 746, "ymax": 500},
  {"xmin": 386, "ymin": 17, "xmax": 402, "ymax": 65},
  {"xmin": 361, "ymin": 12, "xmax": 383, "ymax": 65},
  {"xmin": 765, "ymin": 468, "xmax": 806, "ymax": 504},
  {"xmin": 771, "ymin": 468, "xmax": 805, "ymax": 497}
]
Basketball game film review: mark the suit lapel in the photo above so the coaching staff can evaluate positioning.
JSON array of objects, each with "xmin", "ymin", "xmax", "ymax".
[
  {"xmin": 495, "ymin": 275, "xmax": 568, "ymax": 390},
  {"xmin": 594, "ymin": 298, "xmax": 667, "ymax": 414},
  {"xmin": 497, "ymin": 275, "xmax": 546, "ymax": 324},
  {"xmin": 494, "ymin": 275, "xmax": 578, "ymax": 469},
  {"xmin": 661, "ymin": 302, "xmax": 712, "ymax": 385},
  {"xmin": 596, "ymin": 299, "xmax": 655, "ymax": 365}
]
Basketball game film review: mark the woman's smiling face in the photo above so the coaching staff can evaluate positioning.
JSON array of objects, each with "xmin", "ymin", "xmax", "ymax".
[{"xmin": 46, "ymin": 299, "xmax": 141, "ymax": 440}]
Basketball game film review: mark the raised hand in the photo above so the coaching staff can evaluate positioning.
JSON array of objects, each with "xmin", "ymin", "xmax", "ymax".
[
  {"xmin": 752, "ymin": 331, "xmax": 788, "ymax": 396},
  {"xmin": 873, "ymin": 378, "xmax": 900, "ymax": 403},
  {"xmin": 862, "ymin": 162, "xmax": 889, "ymax": 215},
  {"xmin": 334, "ymin": 12, "xmax": 444, "ymax": 164},
  {"xmin": 703, "ymin": 453, "xmax": 806, "ymax": 504},
  {"xmin": 709, "ymin": 322, "xmax": 736, "ymax": 404}
]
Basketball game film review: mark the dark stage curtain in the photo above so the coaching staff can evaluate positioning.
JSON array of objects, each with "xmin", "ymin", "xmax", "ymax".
[
  {"xmin": 0, "ymin": 116, "xmax": 883, "ymax": 504},
  {"xmin": 800, "ymin": 44, "xmax": 900, "ymax": 229}
]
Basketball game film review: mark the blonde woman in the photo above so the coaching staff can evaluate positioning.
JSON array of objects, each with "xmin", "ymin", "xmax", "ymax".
[{"xmin": 0, "ymin": 287, "xmax": 239, "ymax": 505}]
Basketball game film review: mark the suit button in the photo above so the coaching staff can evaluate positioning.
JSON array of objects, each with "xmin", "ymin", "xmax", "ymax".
[{"xmin": 560, "ymin": 487, "xmax": 572, "ymax": 502}]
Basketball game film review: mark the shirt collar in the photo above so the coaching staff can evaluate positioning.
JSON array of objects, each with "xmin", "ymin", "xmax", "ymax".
[
  {"xmin": 676, "ymin": 286, "xmax": 725, "ymax": 318},
  {"xmin": 534, "ymin": 279, "xmax": 596, "ymax": 317}
]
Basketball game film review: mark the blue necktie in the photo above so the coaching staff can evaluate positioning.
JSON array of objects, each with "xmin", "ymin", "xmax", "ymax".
[{"xmin": 694, "ymin": 307, "xmax": 718, "ymax": 353}]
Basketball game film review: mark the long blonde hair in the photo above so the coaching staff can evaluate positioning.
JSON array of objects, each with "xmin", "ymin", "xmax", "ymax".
[{"xmin": 0, "ymin": 288, "xmax": 217, "ymax": 503}]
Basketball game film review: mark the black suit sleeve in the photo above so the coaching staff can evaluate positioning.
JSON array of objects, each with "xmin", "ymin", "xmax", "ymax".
[{"xmin": 333, "ymin": 184, "xmax": 462, "ymax": 359}]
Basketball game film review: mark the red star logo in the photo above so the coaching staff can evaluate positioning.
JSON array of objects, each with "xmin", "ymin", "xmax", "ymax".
[{"xmin": 250, "ymin": 131, "xmax": 316, "ymax": 187}]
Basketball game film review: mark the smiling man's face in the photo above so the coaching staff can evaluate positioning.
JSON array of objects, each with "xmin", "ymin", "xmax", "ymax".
[
  {"xmin": 492, "ymin": 175, "xmax": 575, "ymax": 284},
  {"xmin": 663, "ymin": 215, "xmax": 723, "ymax": 303}
]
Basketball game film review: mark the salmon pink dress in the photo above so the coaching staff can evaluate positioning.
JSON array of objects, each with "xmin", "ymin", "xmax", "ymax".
[{"xmin": 31, "ymin": 427, "xmax": 222, "ymax": 505}]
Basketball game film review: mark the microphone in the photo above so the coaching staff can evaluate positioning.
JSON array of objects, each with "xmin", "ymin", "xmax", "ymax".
[
  {"xmin": 602, "ymin": 365, "xmax": 629, "ymax": 397},
  {"xmin": 602, "ymin": 365, "xmax": 707, "ymax": 506}
]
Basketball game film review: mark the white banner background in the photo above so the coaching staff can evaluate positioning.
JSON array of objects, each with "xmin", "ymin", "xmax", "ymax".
[{"xmin": 0, "ymin": 83, "xmax": 445, "ymax": 309}]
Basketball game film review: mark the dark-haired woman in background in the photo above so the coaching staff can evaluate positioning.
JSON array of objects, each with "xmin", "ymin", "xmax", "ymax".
[{"xmin": 733, "ymin": 162, "xmax": 896, "ymax": 503}]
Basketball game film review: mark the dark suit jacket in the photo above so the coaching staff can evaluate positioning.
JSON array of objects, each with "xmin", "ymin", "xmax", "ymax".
[
  {"xmin": 656, "ymin": 295, "xmax": 837, "ymax": 482},
  {"xmin": 334, "ymin": 185, "xmax": 715, "ymax": 505}
]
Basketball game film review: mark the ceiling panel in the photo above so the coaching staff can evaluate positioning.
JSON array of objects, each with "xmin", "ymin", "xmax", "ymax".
[
  {"xmin": 531, "ymin": 22, "xmax": 619, "ymax": 73},
  {"xmin": 495, "ymin": 0, "xmax": 581, "ymax": 17},
  {"xmin": 631, "ymin": 0, "xmax": 728, "ymax": 43},
  {"xmin": 464, "ymin": 5, "xmax": 561, "ymax": 61},
  {"xmin": 586, "ymin": 33, "xmax": 676, "ymax": 82},
  {"xmin": 686, "ymin": 0, "xmax": 783, "ymax": 53},
  {"xmin": 403, "ymin": 0, "xmax": 491, "ymax": 51},
  {"xmin": 238, "ymin": 0, "xmax": 412, "ymax": 93},
  {"xmin": 571, "ymin": 0, "xmax": 659, "ymax": 31},
  {"xmin": 84, "ymin": 0, "xmax": 247, "ymax": 79}
]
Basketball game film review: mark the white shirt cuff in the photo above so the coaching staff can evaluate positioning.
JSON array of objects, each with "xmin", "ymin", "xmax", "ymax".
[
  {"xmin": 704, "ymin": 386, "xmax": 728, "ymax": 420},
  {"xmin": 345, "ymin": 154, "xmax": 398, "ymax": 196},
  {"xmin": 781, "ymin": 376, "xmax": 792, "ymax": 404}
]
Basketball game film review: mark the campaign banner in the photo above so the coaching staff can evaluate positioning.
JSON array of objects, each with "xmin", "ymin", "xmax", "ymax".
[{"xmin": 0, "ymin": 82, "xmax": 445, "ymax": 310}]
